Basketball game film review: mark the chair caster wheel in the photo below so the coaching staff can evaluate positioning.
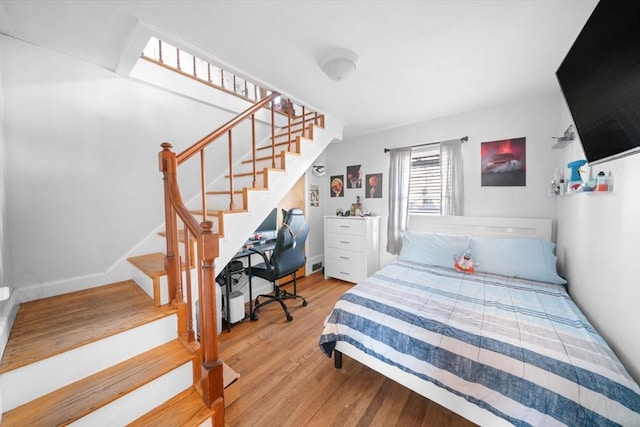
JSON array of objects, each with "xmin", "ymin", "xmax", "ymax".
[
  {"xmin": 250, "ymin": 313, "xmax": 259, "ymax": 321},
  {"xmin": 302, "ymin": 300, "xmax": 308, "ymax": 307},
  {"xmin": 286, "ymin": 314, "xmax": 293, "ymax": 322}
]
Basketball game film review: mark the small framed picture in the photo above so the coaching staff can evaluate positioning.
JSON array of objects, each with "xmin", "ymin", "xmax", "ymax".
[
  {"xmin": 346, "ymin": 165, "xmax": 362, "ymax": 189},
  {"xmin": 310, "ymin": 184, "xmax": 319, "ymax": 207},
  {"xmin": 330, "ymin": 175, "xmax": 344, "ymax": 197},
  {"xmin": 365, "ymin": 173, "xmax": 382, "ymax": 198},
  {"xmin": 481, "ymin": 137, "xmax": 526, "ymax": 186}
]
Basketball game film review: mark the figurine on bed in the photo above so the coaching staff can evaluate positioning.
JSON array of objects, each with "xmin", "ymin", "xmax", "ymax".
[{"xmin": 454, "ymin": 249, "xmax": 477, "ymax": 274}]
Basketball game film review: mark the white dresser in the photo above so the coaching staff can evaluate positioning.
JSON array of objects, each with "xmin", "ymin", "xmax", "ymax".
[{"xmin": 324, "ymin": 215, "xmax": 380, "ymax": 284}]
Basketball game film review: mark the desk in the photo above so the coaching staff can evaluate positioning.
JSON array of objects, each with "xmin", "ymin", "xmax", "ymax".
[{"xmin": 222, "ymin": 241, "xmax": 275, "ymax": 332}]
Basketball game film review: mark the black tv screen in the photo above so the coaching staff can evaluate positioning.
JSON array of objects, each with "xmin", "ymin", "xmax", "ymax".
[{"xmin": 556, "ymin": 0, "xmax": 640, "ymax": 165}]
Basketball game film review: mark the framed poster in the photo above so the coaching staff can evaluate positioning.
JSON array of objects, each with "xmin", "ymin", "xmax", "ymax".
[
  {"xmin": 310, "ymin": 184, "xmax": 319, "ymax": 207},
  {"xmin": 330, "ymin": 175, "xmax": 344, "ymax": 197},
  {"xmin": 481, "ymin": 137, "xmax": 526, "ymax": 186},
  {"xmin": 365, "ymin": 173, "xmax": 382, "ymax": 198},
  {"xmin": 346, "ymin": 165, "xmax": 362, "ymax": 189}
]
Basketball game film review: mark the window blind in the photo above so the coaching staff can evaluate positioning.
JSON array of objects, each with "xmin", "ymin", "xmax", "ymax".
[{"xmin": 408, "ymin": 145, "xmax": 441, "ymax": 214}]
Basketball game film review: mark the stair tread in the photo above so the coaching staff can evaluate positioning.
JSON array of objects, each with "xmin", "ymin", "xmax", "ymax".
[
  {"xmin": 157, "ymin": 229, "xmax": 195, "ymax": 244},
  {"xmin": 1, "ymin": 340, "xmax": 193, "ymax": 426},
  {"xmin": 127, "ymin": 252, "xmax": 189, "ymax": 278},
  {"xmin": 127, "ymin": 252, "xmax": 167, "ymax": 277},
  {"xmin": 241, "ymin": 151, "xmax": 297, "ymax": 164},
  {"xmin": 0, "ymin": 280, "xmax": 176, "ymax": 374},
  {"xmin": 228, "ymin": 168, "xmax": 284, "ymax": 178},
  {"xmin": 191, "ymin": 209, "xmax": 246, "ymax": 215},
  {"xmin": 127, "ymin": 387, "xmax": 213, "ymax": 427}
]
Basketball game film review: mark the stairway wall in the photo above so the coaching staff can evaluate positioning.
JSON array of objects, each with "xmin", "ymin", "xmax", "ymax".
[
  {"xmin": 1, "ymin": 35, "xmax": 256, "ymax": 292},
  {"xmin": 1, "ymin": 33, "xmax": 343, "ymax": 356}
]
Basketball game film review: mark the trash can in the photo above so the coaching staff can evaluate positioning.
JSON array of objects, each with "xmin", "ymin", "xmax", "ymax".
[{"xmin": 228, "ymin": 291, "xmax": 245, "ymax": 324}]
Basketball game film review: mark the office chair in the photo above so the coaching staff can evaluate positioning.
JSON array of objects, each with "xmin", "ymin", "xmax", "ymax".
[{"xmin": 248, "ymin": 208, "xmax": 309, "ymax": 322}]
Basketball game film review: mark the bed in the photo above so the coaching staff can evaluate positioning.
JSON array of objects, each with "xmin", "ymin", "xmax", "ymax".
[{"xmin": 319, "ymin": 216, "xmax": 640, "ymax": 427}]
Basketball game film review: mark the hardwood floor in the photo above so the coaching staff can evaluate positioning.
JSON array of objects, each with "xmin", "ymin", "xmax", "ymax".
[
  {"xmin": 218, "ymin": 272, "xmax": 476, "ymax": 427},
  {"xmin": 0, "ymin": 280, "xmax": 176, "ymax": 374}
]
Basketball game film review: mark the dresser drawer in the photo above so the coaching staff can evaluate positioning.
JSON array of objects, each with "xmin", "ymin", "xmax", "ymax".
[
  {"xmin": 326, "ymin": 249, "xmax": 367, "ymax": 268},
  {"xmin": 326, "ymin": 232, "xmax": 366, "ymax": 251},
  {"xmin": 324, "ymin": 249, "xmax": 367, "ymax": 283},
  {"xmin": 326, "ymin": 218, "xmax": 367, "ymax": 235}
]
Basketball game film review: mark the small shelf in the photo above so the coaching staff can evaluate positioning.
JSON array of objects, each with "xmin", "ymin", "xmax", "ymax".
[
  {"xmin": 552, "ymin": 125, "xmax": 576, "ymax": 149},
  {"xmin": 551, "ymin": 136, "xmax": 574, "ymax": 149}
]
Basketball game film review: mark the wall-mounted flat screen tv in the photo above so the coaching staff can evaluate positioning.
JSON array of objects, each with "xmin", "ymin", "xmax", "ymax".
[{"xmin": 556, "ymin": 0, "xmax": 640, "ymax": 165}]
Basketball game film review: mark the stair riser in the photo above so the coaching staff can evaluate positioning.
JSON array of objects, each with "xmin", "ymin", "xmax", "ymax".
[
  {"xmin": 131, "ymin": 268, "xmax": 170, "ymax": 306},
  {"xmin": 0, "ymin": 314, "xmax": 177, "ymax": 411},
  {"xmin": 216, "ymin": 128, "xmax": 335, "ymax": 271},
  {"xmin": 69, "ymin": 362, "xmax": 193, "ymax": 426}
]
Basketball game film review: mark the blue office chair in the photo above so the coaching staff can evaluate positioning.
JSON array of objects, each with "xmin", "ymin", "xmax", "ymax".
[{"xmin": 248, "ymin": 208, "xmax": 309, "ymax": 322}]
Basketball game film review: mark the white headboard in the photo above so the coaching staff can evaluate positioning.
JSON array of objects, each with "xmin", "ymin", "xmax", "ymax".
[{"xmin": 407, "ymin": 215, "xmax": 553, "ymax": 241}]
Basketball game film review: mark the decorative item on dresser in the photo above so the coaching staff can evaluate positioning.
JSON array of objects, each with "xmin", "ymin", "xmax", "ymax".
[{"xmin": 323, "ymin": 215, "xmax": 380, "ymax": 284}]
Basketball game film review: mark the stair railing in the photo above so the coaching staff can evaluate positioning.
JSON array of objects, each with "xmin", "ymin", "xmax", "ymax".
[
  {"xmin": 159, "ymin": 145, "xmax": 224, "ymax": 415},
  {"xmin": 159, "ymin": 93, "xmax": 322, "ymax": 413}
]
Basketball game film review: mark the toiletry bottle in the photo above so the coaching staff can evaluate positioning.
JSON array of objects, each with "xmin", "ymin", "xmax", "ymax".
[
  {"xmin": 596, "ymin": 171, "xmax": 608, "ymax": 192},
  {"xmin": 550, "ymin": 168, "xmax": 562, "ymax": 195}
]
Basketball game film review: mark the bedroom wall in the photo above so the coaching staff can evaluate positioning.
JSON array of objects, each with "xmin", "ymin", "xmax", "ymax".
[
  {"xmin": 324, "ymin": 92, "xmax": 563, "ymax": 267},
  {"xmin": 304, "ymin": 150, "xmax": 327, "ymax": 274},
  {"xmin": 0, "ymin": 50, "xmax": 9, "ymax": 291},
  {"xmin": 554, "ymin": 102, "xmax": 640, "ymax": 382}
]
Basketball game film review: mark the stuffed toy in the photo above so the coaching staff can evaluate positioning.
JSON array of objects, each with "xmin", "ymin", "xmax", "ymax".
[{"xmin": 454, "ymin": 250, "xmax": 477, "ymax": 274}]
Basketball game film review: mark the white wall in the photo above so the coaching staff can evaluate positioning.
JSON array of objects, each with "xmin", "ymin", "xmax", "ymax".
[
  {"xmin": 304, "ymin": 150, "xmax": 327, "ymax": 274},
  {"xmin": 0, "ymin": 42, "xmax": 9, "ymax": 290},
  {"xmin": 554, "ymin": 102, "xmax": 640, "ymax": 382},
  {"xmin": 323, "ymin": 93, "xmax": 562, "ymax": 267},
  {"xmin": 0, "ymin": 35, "xmax": 242, "ymax": 293}
]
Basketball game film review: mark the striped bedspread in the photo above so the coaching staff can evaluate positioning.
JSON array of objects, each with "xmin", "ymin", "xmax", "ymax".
[{"xmin": 319, "ymin": 259, "xmax": 640, "ymax": 426}]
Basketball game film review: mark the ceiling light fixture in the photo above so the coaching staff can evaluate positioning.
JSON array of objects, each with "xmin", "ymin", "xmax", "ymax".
[{"xmin": 321, "ymin": 49, "xmax": 360, "ymax": 82}]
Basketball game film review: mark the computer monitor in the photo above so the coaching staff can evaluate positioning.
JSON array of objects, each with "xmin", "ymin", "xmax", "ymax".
[{"xmin": 252, "ymin": 208, "xmax": 278, "ymax": 241}]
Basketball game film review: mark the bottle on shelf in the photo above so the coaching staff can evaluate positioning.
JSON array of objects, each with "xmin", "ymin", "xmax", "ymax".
[
  {"xmin": 550, "ymin": 168, "xmax": 562, "ymax": 196},
  {"xmin": 596, "ymin": 171, "xmax": 608, "ymax": 192}
]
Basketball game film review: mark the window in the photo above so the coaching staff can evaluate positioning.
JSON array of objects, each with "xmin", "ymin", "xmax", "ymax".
[{"xmin": 408, "ymin": 145, "xmax": 441, "ymax": 214}]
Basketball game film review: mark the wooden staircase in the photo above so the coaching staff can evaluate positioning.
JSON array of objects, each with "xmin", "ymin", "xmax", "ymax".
[
  {"xmin": 0, "ymin": 93, "xmax": 339, "ymax": 425},
  {"xmin": 0, "ymin": 281, "xmax": 212, "ymax": 426}
]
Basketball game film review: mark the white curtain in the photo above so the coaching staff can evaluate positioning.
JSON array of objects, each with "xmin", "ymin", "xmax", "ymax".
[
  {"xmin": 386, "ymin": 147, "xmax": 412, "ymax": 255},
  {"xmin": 440, "ymin": 138, "xmax": 464, "ymax": 215}
]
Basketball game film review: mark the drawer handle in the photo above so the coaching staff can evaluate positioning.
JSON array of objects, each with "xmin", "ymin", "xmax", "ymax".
[
  {"xmin": 340, "ymin": 240, "xmax": 350, "ymax": 244},
  {"xmin": 339, "ymin": 225, "xmax": 350, "ymax": 228},
  {"xmin": 339, "ymin": 256, "xmax": 350, "ymax": 260},
  {"xmin": 340, "ymin": 271, "xmax": 350, "ymax": 275}
]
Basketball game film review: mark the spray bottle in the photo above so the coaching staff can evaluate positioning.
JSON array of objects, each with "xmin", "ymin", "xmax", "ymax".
[{"xmin": 567, "ymin": 159, "xmax": 587, "ymax": 193}]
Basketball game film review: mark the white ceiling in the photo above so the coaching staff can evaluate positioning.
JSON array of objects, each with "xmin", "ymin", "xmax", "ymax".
[{"xmin": 0, "ymin": 0, "xmax": 597, "ymax": 138}]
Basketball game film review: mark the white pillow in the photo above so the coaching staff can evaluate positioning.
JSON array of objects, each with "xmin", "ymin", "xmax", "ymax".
[
  {"xmin": 470, "ymin": 236, "xmax": 566, "ymax": 284},
  {"xmin": 399, "ymin": 230, "xmax": 470, "ymax": 269}
]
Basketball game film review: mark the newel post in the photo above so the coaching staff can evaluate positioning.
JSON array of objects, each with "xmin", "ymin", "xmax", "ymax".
[
  {"xmin": 199, "ymin": 220, "xmax": 224, "ymax": 410},
  {"xmin": 159, "ymin": 143, "xmax": 181, "ymax": 304}
]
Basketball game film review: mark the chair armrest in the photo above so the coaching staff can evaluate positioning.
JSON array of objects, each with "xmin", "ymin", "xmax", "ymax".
[{"xmin": 247, "ymin": 247, "xmax": 271, "ymax": 266}]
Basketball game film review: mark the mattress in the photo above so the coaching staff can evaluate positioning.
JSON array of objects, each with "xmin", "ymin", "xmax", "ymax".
[{"xmin": 319, "ymin": 259, "xmax": 640, "ymax": 426}]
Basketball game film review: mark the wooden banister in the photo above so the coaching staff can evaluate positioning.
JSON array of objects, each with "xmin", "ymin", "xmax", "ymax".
[
  {"xmin": 159, "ymin": 143, "xmax": 223, "ymax": 411},
  {"xmin": 176, "ymin": 94, "xmax": 279, "ymax": 165}
]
